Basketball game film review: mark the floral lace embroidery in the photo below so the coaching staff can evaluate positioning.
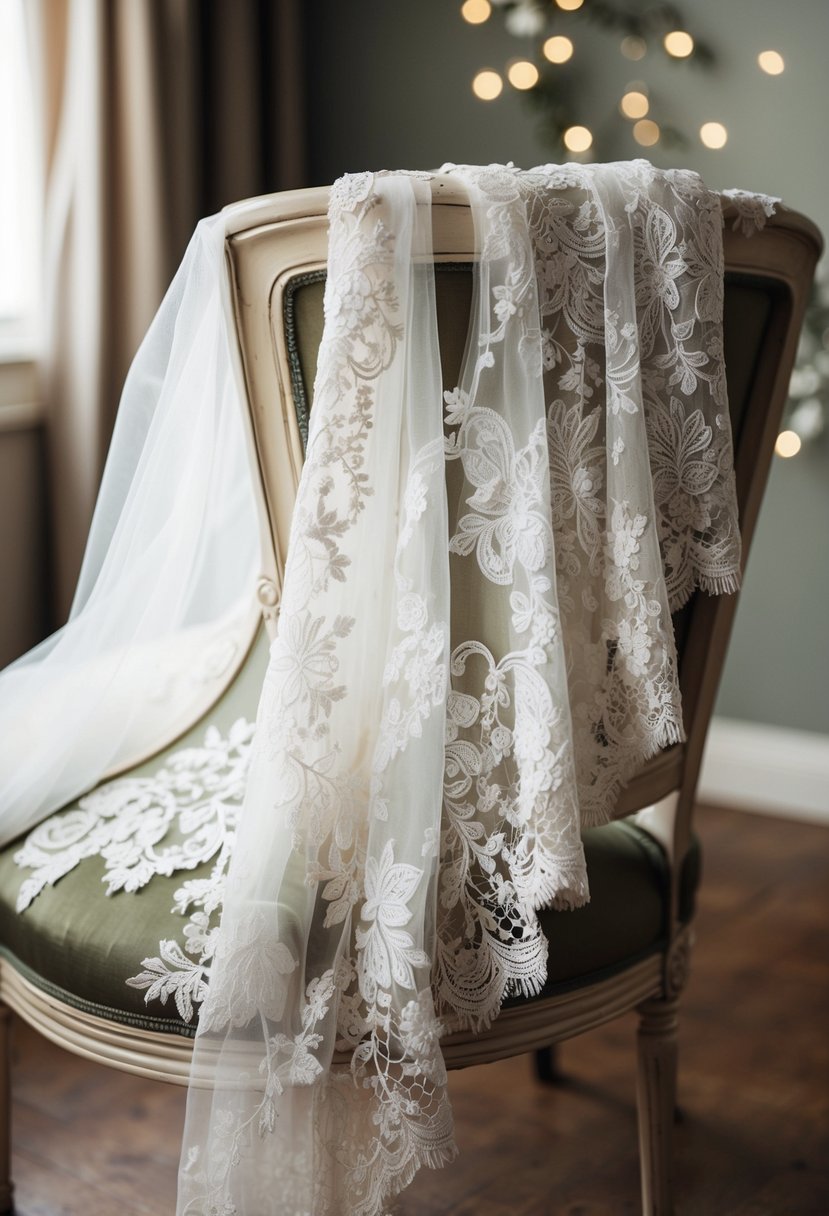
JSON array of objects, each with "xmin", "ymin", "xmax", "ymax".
[
  {"xmin": 721, "ymin": 188, "xmax": 781, "ymax": 236},
  {"xmin": 13, "ymin": 718, "xmax": 253, "ymax": 914},
  {"xmin": 178, "ymin": 173, "xmax": 457, "ymax": 1216}
]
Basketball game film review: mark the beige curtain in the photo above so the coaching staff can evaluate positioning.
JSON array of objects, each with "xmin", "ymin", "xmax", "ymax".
[{"xmin": 28, "ymin": 0, "xmax": 306, "ymax": 620}]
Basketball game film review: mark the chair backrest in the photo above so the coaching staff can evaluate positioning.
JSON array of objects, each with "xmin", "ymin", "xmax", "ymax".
[{"xmin": 222, "ymin": 183, "xmax": 821, "ymax": 926}]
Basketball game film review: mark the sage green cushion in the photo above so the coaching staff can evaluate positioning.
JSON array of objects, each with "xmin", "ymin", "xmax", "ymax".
[
  {"xmin": 0, "ymin": 666, "xmax": 699, "ymax": 1036},
  {"xmin": 531, "ymin": 820, "xmax": 700, "ymax": 1001}
]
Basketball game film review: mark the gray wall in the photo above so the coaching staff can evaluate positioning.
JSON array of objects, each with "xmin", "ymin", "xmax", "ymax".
[{"xmin": 307, "ymin": 0, "xmax": 829, "ymax": 735}]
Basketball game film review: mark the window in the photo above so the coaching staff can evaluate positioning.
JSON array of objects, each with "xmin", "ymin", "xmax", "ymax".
[{"xmin": 0, "ymin": 0, "xmax": 40, "ymax": 361}]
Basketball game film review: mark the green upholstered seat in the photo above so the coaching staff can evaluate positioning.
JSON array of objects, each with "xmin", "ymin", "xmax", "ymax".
[
  {"xmin": 530, "ymin": 821, "xmax": 699, "ymax": 1002},
  {"xmin": 0, "ymin": 658, "xmax": 699, "ymax": 1035}
]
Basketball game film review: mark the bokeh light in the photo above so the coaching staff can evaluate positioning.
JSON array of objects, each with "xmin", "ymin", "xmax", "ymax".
[
  {"xmin": 758, "ymin": 50, "xmax": 785, "ymax": 75},
  {"xmin": 508, "ymin": 60, "xmax": 540, "ymax": 90},
  {"xmin": 700, "ymin": 121, "xmax": 728, "ymax": 148},
  {"xmin": 620, "ymin": 90, "xmax": 649, "ymax": 119},
  {"xmin": 664, "ymin": 30, "xmax": 694, "ymax": 58},
  {"xmin": 563, "ymin": 125, "xmax": 593, "ymax": 152},
  {"xmin": 472, "ymin": 69, "xmax": 503, "ymax": 100},
  {"xmin": 775, "ymin": 430, "xmax": 802, "ymax": 458},
  {"xmin": 621, "ymin": 35, "xmax": 647, "ymax": 60},
  {"xmin": 633, "ymin": 119, "xmax": 660, "ymax": 146},
  {"xmin": 461, "ymin": 0, "xmax": 491, "ymax": 24},
  {"xmin": 543, "ymin": 36, "xmax": 574, "ymax": 64}
]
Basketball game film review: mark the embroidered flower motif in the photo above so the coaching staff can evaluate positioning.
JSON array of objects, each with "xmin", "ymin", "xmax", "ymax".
[
  {"xmin": 443, "ymin": 386, "xmax": 472, "ymax": 428},
  {"xmin": 616, "ymin": 617, "xmax": 653, "ymax": 677},
  {"xmin": 450, "ymin": 412, "xmax": 551, "ymax": 584},
  {"xmin": 332, "ymin": 270, "xmax": 375, "ymax": 336},
  {"xmin": 399, "ymin": 989, "xmax": 445, "ymax": 1077},
  {"xmin": 396, "ymin": 592, "xmax": 427, "ymax": 635},
  {"xmin": 635, "ymin": 204, "xmax": 688, "ymax": 356},
  {"xmin": 493, "ymin": 286, "xmax": 517, "ymax": 324},
  {"xmin": 404, "ymin": 472, "xmax": 428, "ymax": 525},
  {"xmin": 199, "ymin": 908, "xmax": 297, "ymax": 1031},
  {"xmin": 356, "ymin": 841, "xmax": 429, "ymax": 1002},
  {"xmin": 269, "ymin": 612, "xmax": 353, "ymax": 724},
  {"xmin": 127, "ymin": 939, "xmax": 208, "ymax": 1024},
  {"xmin": 329, "ymin": 171, "xmax": 375, "ymax": 215},
  {"xmin": 722, "ymin": 188, "xmax": 780, "ymax": 236},
  {"xmin": 14, "ymin": 717, "xmax": 255, "ymax": 913},
  {"xmin": 610, "ymin": 501, "xmax": 647, "ymax": 571},
  {"xmin": 648, "ymin": 397, "xmax": 719, "ymax": 529},
  {"xmin": 257, "ymin": 970, "xmax": 336, "ymax": 1134},
  {"xmin": 320, "ymin": 865, "xmax": 362, "ymax": 928}
]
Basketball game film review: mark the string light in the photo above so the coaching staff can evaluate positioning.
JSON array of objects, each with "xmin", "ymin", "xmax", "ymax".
[
  {"xmin": 543, "ymin": 35, "xmax": 574, "ymax": 64},
  {"xmin": 621, "ymin": 35, "xmax": 647, "ymax": 60},
  {"xmin": 664, "ymin": 30, "xmax": 694, "ymax": 58},
  {"xmin": 700, "ymin": 121, "xmax": 728, "ymax": 148},
  {"xmin": 563, "ymin": 125, "xmax": 593, "ymax": 152},
  {"xmin": 508, "ymin": 60, "xmax": 539, "ymax": 90},
  {"xmin": 472, "ymin": 69, "xmax": 503, "ymax": 100},
  {"xmin": 460, "ymin": 0, "xmax": 491, "ymax": 23},
  {"xmin": 467, "ymin": 6, "xmax": 722, "ymax": 158},
  {"xmin": 758, "ymin": 50, "xmax": 785, "ymax": 75},
  {"xmin": 633, "ymin": 119, "xmax": 660, "ymax": 146},
  {"xmin": 775, "ymin": 430, "xmax": 801, "ymax": 458},
  {"xmin": 620, "ymin": 90, "xmax": 649, "ymax": 119}
]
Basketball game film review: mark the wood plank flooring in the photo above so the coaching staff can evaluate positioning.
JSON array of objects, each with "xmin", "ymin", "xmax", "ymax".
[{"xmin": 7, "ymin": 804, "xmax": 829, "ymax": 1215}]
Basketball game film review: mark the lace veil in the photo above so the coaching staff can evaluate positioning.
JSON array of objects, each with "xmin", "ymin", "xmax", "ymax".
[
  {"xmin": 176, "ymin": 162, "xmax": 745, "ymax": 1215},
  {"xmin": 0, "ymin": 162, "xmax": 764, "ymax": 1215}
]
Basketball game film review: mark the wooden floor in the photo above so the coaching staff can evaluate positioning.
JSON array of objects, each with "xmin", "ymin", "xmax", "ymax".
[{"xmin": 7, "ymin": 804, "xmax": 829, "ymax": 1215}]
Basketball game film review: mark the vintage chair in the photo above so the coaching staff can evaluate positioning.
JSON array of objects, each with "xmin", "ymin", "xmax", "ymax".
[{"xmin": 0, "ymin": 183, "xmax": 820, "ymax": 1215}]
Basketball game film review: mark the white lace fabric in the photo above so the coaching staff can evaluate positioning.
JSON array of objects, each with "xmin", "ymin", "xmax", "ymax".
[
  {"xmin": 3, "ymin": 161, "xmax": 774, "ymax": 1216},
  {"xmin": 174, "ymin": 162, "xmax": 746, "ymax": 1216}
]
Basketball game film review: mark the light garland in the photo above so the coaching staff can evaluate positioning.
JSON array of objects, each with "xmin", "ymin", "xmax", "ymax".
[
  {"xmin": 460, "ymin": 0, "xmax": 783, "ymax": 159},
  {"xmin": 461, "ymin": 1, "xmax": 811, "ymax": 457}
]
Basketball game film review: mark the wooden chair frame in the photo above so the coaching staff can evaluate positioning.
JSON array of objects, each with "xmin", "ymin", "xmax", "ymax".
[{"xmin": 0, "ymin": 182, "xmax": 820, "ymax": 1216}]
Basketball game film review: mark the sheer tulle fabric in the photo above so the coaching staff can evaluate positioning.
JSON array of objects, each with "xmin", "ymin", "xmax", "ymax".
[
  {"xmin": 0, "ymin": 216, "xmax": 258, "ymax": 845},
  {"xmin": 177, "ymin": 163, "xmax": 744, "ymax": 1215}
]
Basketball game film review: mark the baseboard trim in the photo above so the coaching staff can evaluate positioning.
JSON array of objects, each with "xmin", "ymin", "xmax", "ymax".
[{"xmin": 699, "ymin": 717, "xmax": 829, "ymax": 825}]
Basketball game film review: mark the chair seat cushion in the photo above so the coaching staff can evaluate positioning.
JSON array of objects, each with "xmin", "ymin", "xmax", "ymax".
[
  {"xmin": 0, "ymin": 625, "xmax": 700, "ymax": 1034},
  {"xmin": 531, "ymin": 819, "xmax": 699, "ymax": 1001},
  {"xmin": 0, "ymin": 807, "xmax": 699, "ymax": 1038}
]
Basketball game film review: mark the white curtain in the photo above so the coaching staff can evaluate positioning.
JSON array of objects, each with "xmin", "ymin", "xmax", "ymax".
[{"xmin": 25, "ymin": 0, "xmax": 306, "ymax": 621}]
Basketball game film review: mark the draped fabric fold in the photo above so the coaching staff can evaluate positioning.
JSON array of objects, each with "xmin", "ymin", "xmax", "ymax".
[
  {"xmin": 0, "ymin": 160, "xmax": 759, "ymax": 1215},
  {"xmin": 177, "ymin": 162, "xmax": 745, "ymax": 1215},
  {"xmin": 0, "ymin": 216, "xmax": 259, "ymax": 843}
]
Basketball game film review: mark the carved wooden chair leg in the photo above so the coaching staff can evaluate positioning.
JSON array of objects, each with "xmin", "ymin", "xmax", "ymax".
[
  {"xmin": 533, "ymin": 1043, "xmax": 564, "ymax": 1085},
  {"xmin": 636, "ymin": 995, "xmax": 679, "ymax": 1216},
  {"xmin": 0, "ymin": 1005, "xmax": 13, "ymax": 1214}
]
